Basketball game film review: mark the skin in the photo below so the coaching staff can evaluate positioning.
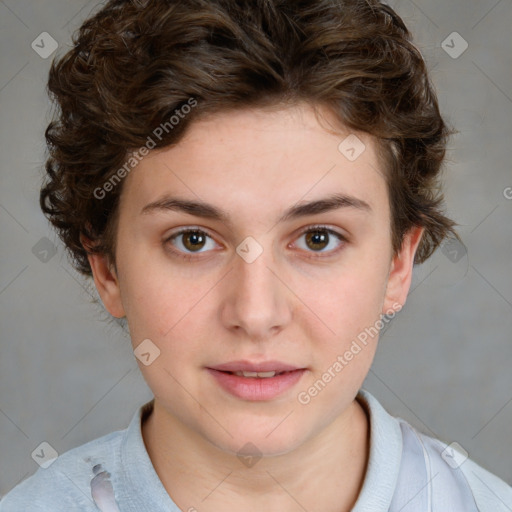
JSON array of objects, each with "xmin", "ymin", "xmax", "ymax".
[{"xmin": 84, "ymin": 102, "xmax": 423, "ymax": 512}]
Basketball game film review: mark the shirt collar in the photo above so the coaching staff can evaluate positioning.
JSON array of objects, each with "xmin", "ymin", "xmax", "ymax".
[
  {"xmin": 121, "ymin": 388, "xmax": 402, "ymax": 511},
  {"xmin": 352, "ymin": 388, "xmax": 403, "ymax": 511},
  {"xmin": 120, "ymin": 398, "xmax": 180, "ymax": 511}
]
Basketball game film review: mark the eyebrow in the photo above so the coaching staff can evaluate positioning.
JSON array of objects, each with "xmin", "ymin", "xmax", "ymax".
[{"xmin": 140, "ymin": 193, "xmax": 372, "ymax": 226}]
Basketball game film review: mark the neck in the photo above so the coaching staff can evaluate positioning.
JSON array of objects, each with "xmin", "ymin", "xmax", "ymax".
[{"xmin": 142, "ymin": 398, "xmax": 369, "ymax": 512}]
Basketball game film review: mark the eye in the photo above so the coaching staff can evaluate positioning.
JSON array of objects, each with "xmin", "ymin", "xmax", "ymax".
[
  {"xmin": 293, "ymin": 225, "xmax": 346, "ymax": 257},
  {"xmin": 164, "ymin": 228, "xmax": 218, "ymax": 260},
  {"xmin": 164, "ymin": 224, "xmax": 346, "ymax": 261}
]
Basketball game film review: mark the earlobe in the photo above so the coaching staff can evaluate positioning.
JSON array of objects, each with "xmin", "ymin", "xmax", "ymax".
[
  {"xmin": 382, "ymin": 226, "xmax": 424, "ymax": 314},
  {"xmin": 80, "ymin": 233, "xmax": 125, "ymax": 318}
]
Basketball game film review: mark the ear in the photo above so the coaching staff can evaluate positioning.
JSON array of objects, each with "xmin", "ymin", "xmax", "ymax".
[
  {"xmin": 382, "ymin": 226, "xmax": 424, "ymax": 314},
  {"xmin": 80, "ymin": 233, "xmax": 125, "ymax": 318}
]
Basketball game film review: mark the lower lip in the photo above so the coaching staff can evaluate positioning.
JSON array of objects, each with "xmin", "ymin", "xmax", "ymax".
[{"xmin": 206, "ymin": 368, "xmax": 307, "ymax": 401}]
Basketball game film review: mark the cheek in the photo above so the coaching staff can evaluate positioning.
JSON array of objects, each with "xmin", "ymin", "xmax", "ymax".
[
  {"xmin": 295, "ymin": 270, "xmax": 386, "ymax": 410},
  {"xmin": 308, "ymin": 257, "xmax": 389, "ymax": 344},
  {"xmin": 120, "ymin": 261, "xmax": 218, "ymax": 367},
  {"xmin": 123, "ymin": 272, "xmax": 211, "ymax": 398}
]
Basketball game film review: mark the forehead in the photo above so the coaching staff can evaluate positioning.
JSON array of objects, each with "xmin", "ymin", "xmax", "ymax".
[{"xmin": 119, "ymin": 103, "xmax": 388, "ymax": 224}]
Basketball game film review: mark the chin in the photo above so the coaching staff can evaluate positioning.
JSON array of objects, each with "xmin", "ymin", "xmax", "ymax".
[{"xmin": 203, "ymin": 415, "xmax": 312, "ymax": 460}]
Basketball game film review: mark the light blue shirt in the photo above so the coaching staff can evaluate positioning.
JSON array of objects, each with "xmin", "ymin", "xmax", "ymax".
[{"xmin": 1, "ymin": 389, "xmax": 511, "ymax": 511}]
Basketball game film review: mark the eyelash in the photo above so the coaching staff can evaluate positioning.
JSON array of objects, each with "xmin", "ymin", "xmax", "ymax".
[{"xmin": 164, "ymin": 225, "xmax": 347, "ymax": 262}]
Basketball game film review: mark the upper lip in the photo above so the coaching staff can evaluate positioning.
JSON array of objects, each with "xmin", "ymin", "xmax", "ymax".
[{"xmin": 208, "ymin": 360, "xmax": 305, "ymax": 373}]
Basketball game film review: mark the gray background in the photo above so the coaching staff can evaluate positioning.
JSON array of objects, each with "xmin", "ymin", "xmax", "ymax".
[{"xmin": 1, "ymin": 0, "xmax": 511, "ymax": 498}]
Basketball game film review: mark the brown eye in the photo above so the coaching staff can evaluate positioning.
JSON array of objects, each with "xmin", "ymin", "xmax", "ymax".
[
  {"xmin": 181, "ymin": 231, "xmax": 207, "ymax": 252},
  {"xmin": 166, "ymin": 228, "xmax": 216, "ymax": 257},
  {"xmin": 305, "ymin": 230, "xmax": 330, "ymax": 251},
  {"xmin": 295, "ymin": 226, "xmax": 346, "ymax": 256}
]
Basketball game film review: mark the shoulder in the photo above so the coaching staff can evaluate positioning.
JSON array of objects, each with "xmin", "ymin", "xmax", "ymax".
[
  {"xmin": 395, "ymin": 419, "xmax": 512, "ymax": 512},
  {"xmin": 0, "ymin": 428, "xmax": 125, "ymax": 512},
  {"xmin": 459, "ymin": 455, "xmax": 512, "ymax": 511}
]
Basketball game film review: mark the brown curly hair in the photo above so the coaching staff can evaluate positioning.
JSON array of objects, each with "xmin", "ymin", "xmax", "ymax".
[{"xmin": 41, "ymin": 0, "xmax": 458, "ymax": 278}]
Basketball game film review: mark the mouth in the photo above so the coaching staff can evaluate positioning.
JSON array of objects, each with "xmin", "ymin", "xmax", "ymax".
[
  {"xmin": 206, "ymin": 361, "xmax": 307, "ymax": 400},
  {"xmin": 208, "ymin": 360, "xmax": 305, "ymax": 374},
  {"xmin": 213, "ymin": 369, "xmax": 296, "ymax": 378}
]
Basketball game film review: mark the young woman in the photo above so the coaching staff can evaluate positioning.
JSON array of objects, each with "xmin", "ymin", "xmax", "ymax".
[{"xmin": 2, "ymin": 1, "xmax": 510, "ymax": 510}]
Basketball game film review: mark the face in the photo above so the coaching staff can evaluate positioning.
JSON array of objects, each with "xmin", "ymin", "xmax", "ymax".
[{"xmin": 87, "ymin": 103, "xmax": 421, "ymax": 457}]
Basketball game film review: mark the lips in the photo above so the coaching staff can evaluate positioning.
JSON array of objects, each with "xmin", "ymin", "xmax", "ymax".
[
  {"xmin": 206, "ymin": 360, "xmax": 307, "ymax": 400},
  {"xmin": 206, "ymin": 362, "xmax": 307, "ymax": 400}
]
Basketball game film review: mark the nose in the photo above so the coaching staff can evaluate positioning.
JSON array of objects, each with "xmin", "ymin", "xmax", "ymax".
[{"xmin": 219, "ymin": 241, "xmax": 293, "ymax": 342}]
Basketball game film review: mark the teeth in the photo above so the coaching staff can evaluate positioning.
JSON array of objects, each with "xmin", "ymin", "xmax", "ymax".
[{"xmin": 234, "ymin": 370, "xmax": 277, "ymax": 378}]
